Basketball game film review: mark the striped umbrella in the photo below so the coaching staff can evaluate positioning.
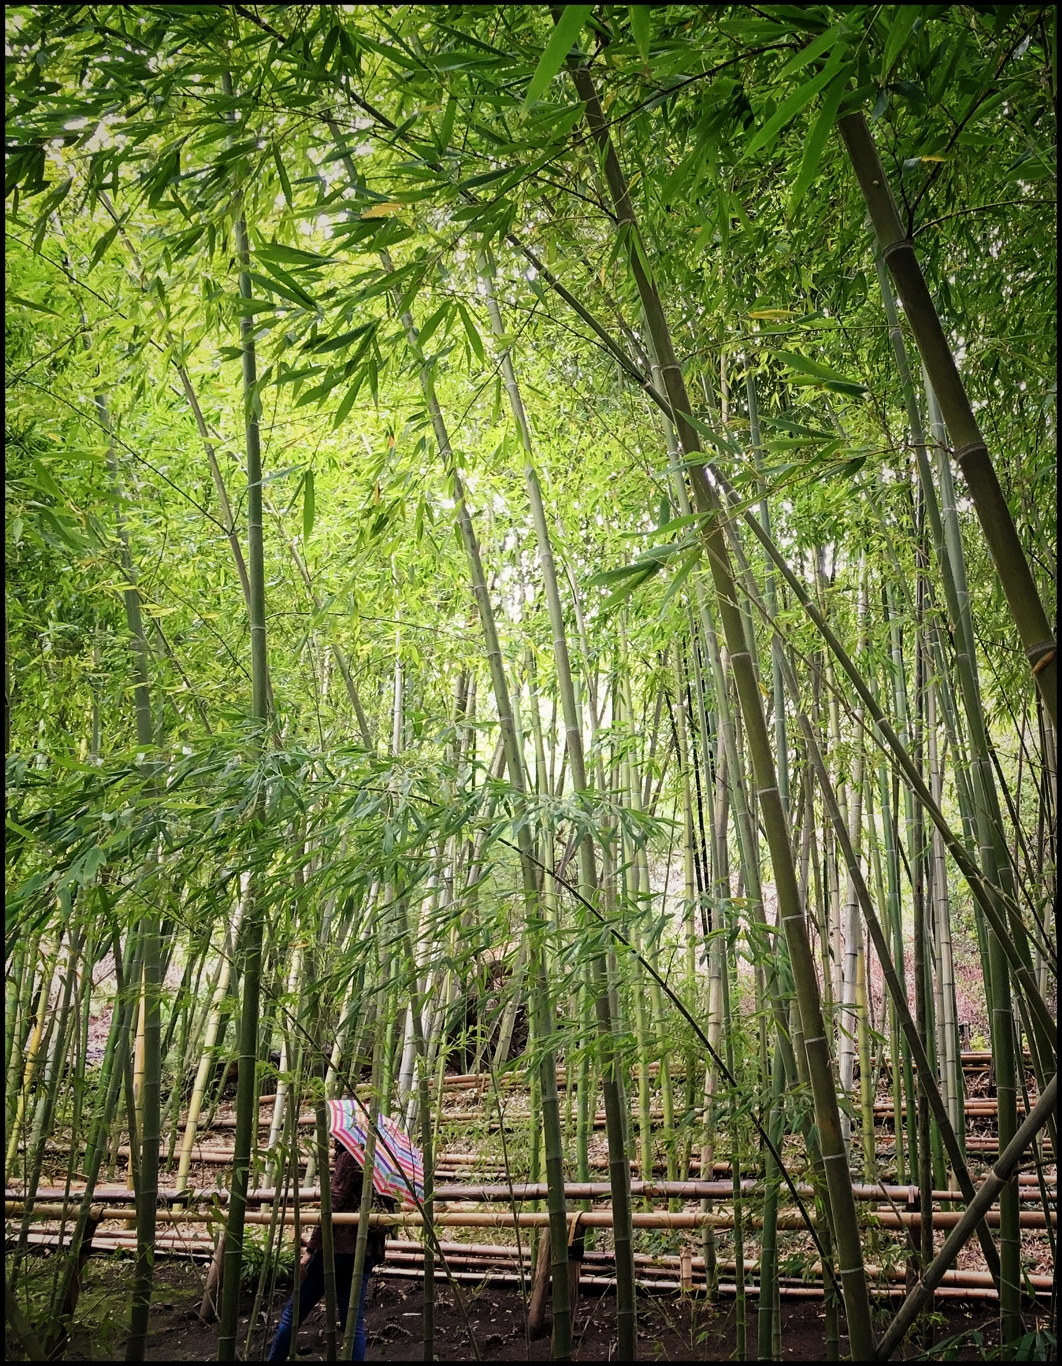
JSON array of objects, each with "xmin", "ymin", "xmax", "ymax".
[{"xmin": 326, "ymin": 1098, "xmax": 423, "ymax": 1206}]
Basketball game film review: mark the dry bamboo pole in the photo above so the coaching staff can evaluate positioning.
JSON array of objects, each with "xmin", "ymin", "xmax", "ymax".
[
  {"xmin": 30, "ymin": 1176, "xmax": 1048, "ymax": 1206},
  {"xmin": 11, "ymin": 1203, "xmax": 1055, "ymax": 1235},
  {"xmin": 17, "ymin": 1226, "xmax": 1055, "ymax": 1300}
]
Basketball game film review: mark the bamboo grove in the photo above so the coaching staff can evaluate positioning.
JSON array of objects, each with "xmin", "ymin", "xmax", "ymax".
[{"xmin": 4, "ymin": 4, "xmax": 1057, "ymax": 1362}]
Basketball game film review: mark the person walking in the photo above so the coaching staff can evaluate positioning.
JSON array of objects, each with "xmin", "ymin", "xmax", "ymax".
[{"xmin": 267, "ymin": 1143, "xmax": 387, "ymax": 1362}]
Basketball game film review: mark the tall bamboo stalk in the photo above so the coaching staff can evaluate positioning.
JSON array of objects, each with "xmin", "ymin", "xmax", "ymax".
[
  {"xmin": 217, "ymin": 70, "xmax": 272, "ymax": 1363},
  {"xmin": 565, "ymin": 48, "xmax": 876, "ymax": 1359},
  {"xmin": 381, "ymin": 247, "xmax": 573, "ymax": 1359}
]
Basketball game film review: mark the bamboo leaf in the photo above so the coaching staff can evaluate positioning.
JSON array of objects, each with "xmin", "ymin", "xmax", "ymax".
[
  {"xmin": 8, "ymin": 292, "xmax": 58, "ymax": 315},
  {"xmin": 775, "ymin": 349, "xmax": 864, "ymax": 390},
  {"xmin": 659, "ymin": 546, "xmax": 702, "ymax": 611},
  {"xmin": 307, "ymin": 323, "xmax": 375, "ymax": 354},
  {"xmin": 775, "ymin": 24, "xmax": 844, "ymax": 81},
  {"xmin": 272, "ymin": 140, "xmax": 293, "ymax": 208},
  {"xmin": 678, "ymin": 410, "xmax": 742, "ymax": 455},
  {"xmin": 599, "ymin": 564, "xmax": 659, "ymax": 613},
  {"xmin": 333, "ymin": 378, "xmax": 363, "ymax": 428},
  {"xmin": 255, "ymin": 243, "xmax": 337, "ymax": 268},
  {"xmin": 524, "ymin": 5, "xmax": 593, "ymax": 109},
  {"xmin": 881, "ymin": 7, "xmax": 922, "ymax": 81},
  {"xmin": 88, "ymin": 221, "xmax": 122, "ymax": 272},
  {"xmin": 414, "ymin": 302, "xmax": 452, "ymax": 350},
  {"xmin": 630, "ymin": 6, "xmax": 651, "ymax": 63},
  {"xmin": 587, "ymin": 561, "xmax": 656, "ymax": 587},
  {"xmin": 456, "ymin": 301, "xmax": 485, "ymax": 362},
  {"xmin": 787, "ymin": 68, "xmax": 850, "ymax": 218},
  {"xmin": 360, "ymin": 201, "xmax": 403, "ymax": 219},
  {"xmin": 741, "ymin": 51, "xmax": 844, "ymax": 162}
]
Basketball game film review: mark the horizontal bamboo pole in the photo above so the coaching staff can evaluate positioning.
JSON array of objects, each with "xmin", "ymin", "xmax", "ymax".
[
  {"xmin": 9, "ymin": 1203, "xmax": 1055, "ymax": 1232},
  {"xmin": 18, "ymin": 1225, "xmax": 1043, "ymax": 1302},
  {"xmin": 9, "ymin": 1180, "xmax": 1053, "ymax": 1207},
  {"xmin": 209, "ymin": 1099, "xmax": 1011, "ymax": 1130},
  {"xmin": 16, "ymin": 1227, "xmax": 1052, "ymax": 1302},
  {"xmin": 384, "ymin": 1243, "xmax": 1056, "ymax": 1293}
]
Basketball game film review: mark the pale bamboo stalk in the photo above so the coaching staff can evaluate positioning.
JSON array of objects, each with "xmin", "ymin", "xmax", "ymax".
[{"xmin": 175, "ymin": 892, "xmax": 246, "ymax": 1197}]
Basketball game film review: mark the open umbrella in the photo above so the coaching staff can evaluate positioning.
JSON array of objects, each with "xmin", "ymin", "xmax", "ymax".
[{"xmin": 326, "ymin": 1097, "xmax": 423, "ymax": 1206}]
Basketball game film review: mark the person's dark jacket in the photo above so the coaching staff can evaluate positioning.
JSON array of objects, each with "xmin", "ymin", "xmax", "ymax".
[{"xmin": 306, "ymin": 1147, "xmax": 389, "ymax": 1262}]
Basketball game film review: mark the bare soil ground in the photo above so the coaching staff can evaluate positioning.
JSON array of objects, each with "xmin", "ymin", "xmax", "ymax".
[{"xmin": 27, "ymin": 1256, "xmax": 1042, "ymax": 1362}]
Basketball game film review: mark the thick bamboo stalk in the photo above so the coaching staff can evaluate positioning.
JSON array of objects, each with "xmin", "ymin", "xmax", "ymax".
[{"xmin": 837, "ymin": 111, "xmax": 1056, "ymax": 724}]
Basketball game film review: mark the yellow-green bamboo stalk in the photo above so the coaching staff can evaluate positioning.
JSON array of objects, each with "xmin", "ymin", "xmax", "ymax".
[{"xmin": 563, "ymin": 49, "xmax": 876, "ymax": 1356}]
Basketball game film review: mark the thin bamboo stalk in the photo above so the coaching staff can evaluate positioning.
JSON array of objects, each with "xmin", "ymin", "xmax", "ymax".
[{"xmin": 216, "ymin": 69, "xmax": 272, "ymax": 1363}]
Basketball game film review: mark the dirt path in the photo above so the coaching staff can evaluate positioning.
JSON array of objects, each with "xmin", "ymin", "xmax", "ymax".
[{"xmin": 35, "ymin": 1258, "xmax": 1035, "ymax": 1361}]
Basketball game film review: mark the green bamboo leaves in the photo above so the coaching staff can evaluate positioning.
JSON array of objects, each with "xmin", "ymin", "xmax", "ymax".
[
  {"xmin": 741, "ymin": 50, "xmax": 847, "ymax": 164},
  {"xmin": 523, "ymin": 5, "xmax": 593, "ymax": 108},
  {"xmin": 788, "ymin": 69, "xmax": 849, "ymax": 217}
]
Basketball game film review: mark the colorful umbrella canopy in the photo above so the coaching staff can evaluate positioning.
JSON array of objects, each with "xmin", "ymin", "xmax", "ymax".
[{"xmin": 326, "ymin": 1098, "xmax": 423, "ymax": 1206}]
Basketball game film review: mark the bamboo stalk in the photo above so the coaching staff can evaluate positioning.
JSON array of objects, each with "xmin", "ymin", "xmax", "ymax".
[
  {"xmin": 563, "ymin": 45, "xmax": 877, "ymax": 1360},
  {"xmin": 877, "ymin": 1072, "xmax": 1058, "ymax": 1360},
  {"xmin": 837, "ymin": 111, "xmax": 1056, "ymax": 725},
  {"xmin": 216, "ymin": 69, "xmax": 272, "ymax": 1364}
]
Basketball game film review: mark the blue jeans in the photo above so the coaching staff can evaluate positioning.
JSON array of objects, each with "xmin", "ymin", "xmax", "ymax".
[{"xmin": 267, "ymin": 1251, "xmax": 373, "ymax": 1361}]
